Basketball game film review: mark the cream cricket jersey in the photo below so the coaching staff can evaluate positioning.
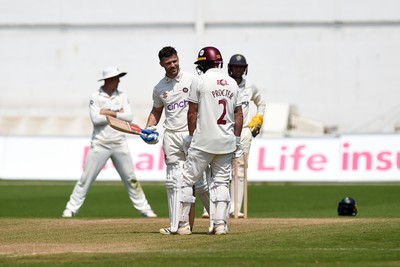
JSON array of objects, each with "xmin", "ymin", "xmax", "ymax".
[
  {"xmin": 153, "ymin": 71, "xmax": 195, "ymax": 131},
  {"xmin": 189, "ymin": 68, "xmax": 241, "ymax": 154},
  {"xmin": 238, "ymin": 78, "xmax": 266, "ymax": 127},
  {"xmin": 89, "ymin": 87, "xmax": 133, "ymax": 142}
]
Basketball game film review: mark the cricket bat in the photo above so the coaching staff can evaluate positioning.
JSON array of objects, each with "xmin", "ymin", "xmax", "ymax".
[
  {"xmin": 189, "ymin": 203, "xmax": 195, "ymax": 231},
  {"xmin": 189, "ymin": 185, "xmax": 196, "ymax": 231},
  {"xmin": 243, "ymin": 152, "xmax": 248, "ymax": 219},
  {"xmin": 106, "ymin": 115, "xmax": 142, "ymax": 135},
  {"xmin": 233, "ymin": 158, "xmax": 239, "ymax": 219}
]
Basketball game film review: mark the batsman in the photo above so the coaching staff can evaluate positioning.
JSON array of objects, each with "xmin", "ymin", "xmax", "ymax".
[
  {"xmin": 141, "ymin": 46, "xmax": 210, "ymax": 235},
  {"xmin": 227, "ymin": 54, "xmax": 266, "ymax": 218}
]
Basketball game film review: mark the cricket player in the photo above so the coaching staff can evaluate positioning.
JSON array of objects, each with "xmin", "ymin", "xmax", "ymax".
[
  {"xmin": 178, "ymin": 46, "xmax": 244, "ymax": 235},
  {"xmin": 202, "ymin": 53, "xmax": 266, "ymax": 218},
  {"xmin": 230, "ymin": 54, "xmax": 267, "ymax": 217},
  {"xmin": 141, "ymin": 46, "xmax": 210, "ymax": 235},
  {"xmin": 62, "ymin": 66, "xmax": 157, "ymax": 218}
]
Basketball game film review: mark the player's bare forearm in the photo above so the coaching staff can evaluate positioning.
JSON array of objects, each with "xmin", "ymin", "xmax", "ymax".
[
  {"xmin": 234, "ymin": 106, "xmax": 243, "ymax": 137},
  {"xmin": 146, "ymin": 106, "xmax": 163, "ymax": 127},
  {"xmin": 187, "ymin": 102, "xmax": 198, "ymax": 136}
]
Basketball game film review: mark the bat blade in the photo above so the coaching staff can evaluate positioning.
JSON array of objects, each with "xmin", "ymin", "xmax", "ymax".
[
  {"xmin": 106, "ymin": 115, "xmax": 142, "ymax": 135},
  {"xmin": 189, "ymin": 203, "xmax": 195, "ymax": 231}
]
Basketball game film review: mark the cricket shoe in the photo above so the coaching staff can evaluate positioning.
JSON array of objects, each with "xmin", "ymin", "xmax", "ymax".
[
  {"xmin": 62, "ymin": 209, "xmax": 76, "ymax": 218},
  {"xmin": 208, "ymin": 224, "xmax": 227, "ymax": 235},
  {"xmin": 160, "ymin": 226, "xmax": 191, "ymax": 235},
  {"xmin": 177, "ymin": 224, "xmax": 192, "ymax": 235},
  {"xmin": 229, "ymin": 212, "xmax": 244, "ymax": 218},
  {"xmin": 141, "ymin": 209, "xmax": 158, "ymax": 218},
  {"xmin": 160, "ymin": 227, "xmax": 175, "ymax": 235}
]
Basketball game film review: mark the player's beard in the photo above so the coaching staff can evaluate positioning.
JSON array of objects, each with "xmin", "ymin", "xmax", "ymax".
[{"xmin": 167, "ymin": 67, "xmax": 179, "ymax": 78}]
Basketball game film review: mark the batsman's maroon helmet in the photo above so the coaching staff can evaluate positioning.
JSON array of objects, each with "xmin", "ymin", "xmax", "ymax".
[
  {"xmin": 194, "ymin": 46, "xmax": 223, "ymax": 73},
  {"xmin": 228, "ymin": 54, "xmax": 248, "ymax": 77}
]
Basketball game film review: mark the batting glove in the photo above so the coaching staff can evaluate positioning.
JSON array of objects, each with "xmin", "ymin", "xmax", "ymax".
[
  {"xmin": 140, "ymin": 126, "xmax": 159, "ymax": 145},
  {"xmin": 233, "ymin": 136, "xmax": 244, "ymax": 158},
  {"xmin": 183, "ymin": 135, "xmax": 193, "ymax": 156},
  {"xmin": 248, "ymin": 114, "xmax": 263, "ymax": 138}
]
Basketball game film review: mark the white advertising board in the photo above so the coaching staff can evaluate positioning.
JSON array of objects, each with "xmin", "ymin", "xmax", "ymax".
[
  {"xmin": 249, "ymin": 135, "xmax": 400, "ymax": 182},
  {"xmin": 0, "ymin": 134, "xmax": 399, "ymax": 182}
]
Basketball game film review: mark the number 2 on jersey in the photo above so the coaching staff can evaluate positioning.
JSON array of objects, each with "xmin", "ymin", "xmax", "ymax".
[{"xmin": 217, "ymin": 99, "xmax": 227, "ymax": 124}]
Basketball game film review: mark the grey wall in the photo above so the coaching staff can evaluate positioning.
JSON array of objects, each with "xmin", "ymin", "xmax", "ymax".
[{"xmin": 1, "ymin": 0, "xmax": 400, "ymax": 135}]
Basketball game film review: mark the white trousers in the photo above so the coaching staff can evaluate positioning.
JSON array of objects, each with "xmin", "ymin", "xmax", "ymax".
[
  {"xmin": 181, "ymin": 148, "xmax": 231, "ymax": 227},
  {"xmin": 163, "ymin": 129, "xmax": 209, "ymax": 193},
  {"xmin": 65, "ymin": 140, "xmax": 153, "ymax": 214},
  {"xmin": 163, "ymin": 130, "xmax": 209, "ymax": 230}
]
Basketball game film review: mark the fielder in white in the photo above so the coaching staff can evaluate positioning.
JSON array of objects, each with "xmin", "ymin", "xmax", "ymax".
[
  {"xmin": 178, "ymin": 46, "xmax": 243, "ymax": 235},
  {"xmin": 62, "ymin": 66, "xmax": 157, "ymax": 218},
  {"xmin": 227, "ymin": 54, "xmax": 266, "ymax": 218},
  {"xmin": 141, "ymin": 46, "xmax": 210, "ymax": 235}
]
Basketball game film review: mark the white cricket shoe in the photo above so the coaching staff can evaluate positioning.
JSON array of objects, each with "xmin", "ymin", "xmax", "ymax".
[
  {"xmin": 160, "ymin": 227, "xmax": 174, "ymax": 235},
  {"xmin": 177, "ymin": 224, "xmax": 191, "ymax": 235},
  {"xmin": 159, "ymin": 226, "xmax": 191, "ymax": 235},
  {"xmin": 141, "ymin": 209, "xmax": 157, "ymax": 218},
  {"xmin": 229, "ymin": 212, "xmax": 244, "ymax": 218},
  {"xmin": 213, "ymin": 224, "xmax": 227, "ymax": 235},
  {"xmin": 62, "ymin": 209, "xmax": 75, "ymax": 218},
  {"xmin": 208, "ymin": 224, "xmax": 227, "ymax": 235}
]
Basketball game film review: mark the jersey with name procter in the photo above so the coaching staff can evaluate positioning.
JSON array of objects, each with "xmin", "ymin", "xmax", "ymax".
[{"xmin": 189, "ymin": 68, "xmax": 241, "ymax": 154}]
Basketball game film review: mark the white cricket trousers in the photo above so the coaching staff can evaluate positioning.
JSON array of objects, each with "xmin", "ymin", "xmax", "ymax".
[
  {"xmin": 181, "ymin": 148, "xmax": 232, "ymax": 226},
  {"xmin": 65, "ymin": 140, "xmax": 153, "ymax": 214}
]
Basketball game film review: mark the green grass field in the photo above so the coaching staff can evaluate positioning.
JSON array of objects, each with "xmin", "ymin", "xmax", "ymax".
[{"xmin": 0, "ymin": 180, "xmax": 399, "ymax": 266}]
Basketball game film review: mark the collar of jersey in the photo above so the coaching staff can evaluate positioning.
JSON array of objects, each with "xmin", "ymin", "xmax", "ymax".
[
  {"xmin": 165, "ymin": 71, "xmax": 182, "ymax": 82},
  {"xmin": 99, "ymin": 86, "xmax": 119, "ymax": 97},
  {"xmin": 238, "ymin": 78, "xmax": 246, "ymax": 88},
  {"xmin": 205, "ymin": 68, "xmax": 222, "ymax": 74}
]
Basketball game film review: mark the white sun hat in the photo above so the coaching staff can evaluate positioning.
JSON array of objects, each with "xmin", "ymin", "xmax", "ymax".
[{"xmin": 98, "ymin": 66, "xmax": 127, "ymax": 81}]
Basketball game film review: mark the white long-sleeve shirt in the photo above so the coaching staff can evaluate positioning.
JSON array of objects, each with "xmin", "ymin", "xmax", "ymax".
[
  {"xmin": 89, "ymin": 87, "xmax": 133, "ymax": 142},
  {"xmin": 238, "ymin": 78, "xmax": 266, "ymax": 127}
]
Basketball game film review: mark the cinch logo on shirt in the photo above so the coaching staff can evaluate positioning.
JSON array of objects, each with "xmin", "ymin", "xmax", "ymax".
[
  {"xmin": 217, "ymin": 79, "xmax": 229, "ymax": 86},
  {"xmin": 167, "ymin": 99, "xmax": 189, "ymax": 111}
]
